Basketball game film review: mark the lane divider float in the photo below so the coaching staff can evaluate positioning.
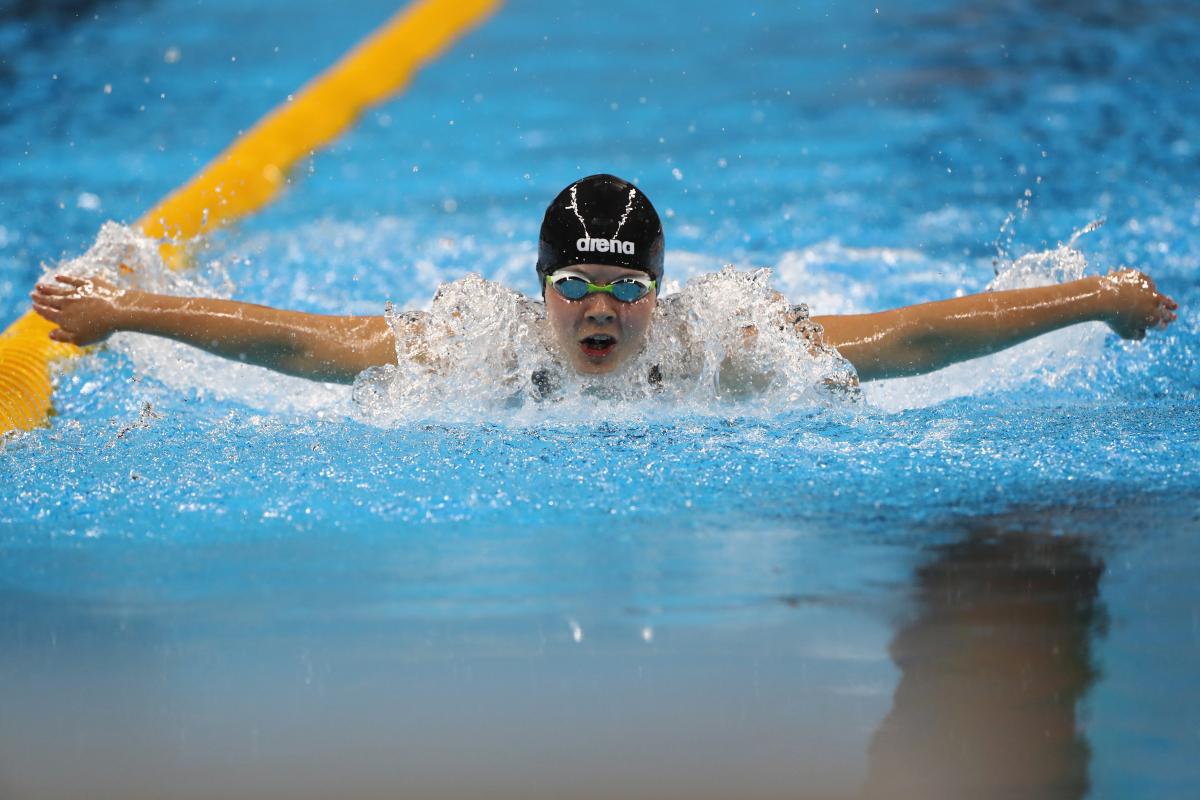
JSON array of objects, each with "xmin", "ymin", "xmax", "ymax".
[{"xmin": 0, "ymin": 0, "xmax": 502, "ymax": 433}]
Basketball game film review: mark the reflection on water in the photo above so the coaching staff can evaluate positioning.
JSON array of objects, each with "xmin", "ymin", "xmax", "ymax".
[
  {"xmin": 864, "ymin": 528, "xmax": 1104, "ymax": 799},
  {"xmin": 0, "ymin": 519, "xmax": 1118, "ymax": 800}
]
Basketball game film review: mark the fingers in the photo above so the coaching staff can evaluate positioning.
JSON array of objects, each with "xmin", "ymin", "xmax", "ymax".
[
  {"xmin": 30, "ymin": 287, "xmax": 65, "ymax": 308},
  {"xmin": 54, "ymin": 274, "xmax": 86, "ymax": 287},
  {"xmin": 31, "ymin": 298, "xmax": 62, "ymax": 319},
  {"xmin": 34, "ymin": 281, "xmax": 76, "ymax": 297},
  {"xmin": 1154, "ymin": 295, "xmax": 1178, "ymax": 327},
  {"xmin": 1135, "ymin": 298, "xmax": 1178, "ymax": 334},
  {"xmin": 48, "ymin": 328, "xmax": 78, "ymax": 345}
]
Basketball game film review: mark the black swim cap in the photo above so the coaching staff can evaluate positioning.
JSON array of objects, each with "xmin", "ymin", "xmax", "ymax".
[{"xmin": 536, "ymin": 174, "xmax": 664, "ymax": 289}]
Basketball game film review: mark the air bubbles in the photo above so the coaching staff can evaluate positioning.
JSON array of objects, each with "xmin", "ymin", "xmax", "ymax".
[{"xmin": 164, "ymin": 46, "xmax": 181, "ymax": 64}]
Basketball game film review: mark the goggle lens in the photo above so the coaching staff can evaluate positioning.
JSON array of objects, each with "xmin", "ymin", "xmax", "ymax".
[
  {"xmin": 553, "ymin": 276, "xmax": 591, "ymax": 300},
  {"xmin": 610, "ymin": 279, "xmax": 650, "ymax": 302}
]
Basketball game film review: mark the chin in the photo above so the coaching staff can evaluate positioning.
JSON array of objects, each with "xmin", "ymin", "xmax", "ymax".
[
  {"xmin": 574, "ymin": 359, "xmax": 619, "ymax": 376},
  {"xmin": 571, "ymin": 350, "xmax": 626, "ymax": 375}
]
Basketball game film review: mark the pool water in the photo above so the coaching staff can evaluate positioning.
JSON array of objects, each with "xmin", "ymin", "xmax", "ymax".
[{"xmin": 2, "ymin": 1, "xmax": 1198, "ymax": 798}]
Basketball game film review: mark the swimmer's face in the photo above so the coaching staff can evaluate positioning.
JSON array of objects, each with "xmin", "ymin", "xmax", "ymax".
[{"xmin": 544, "ymin": 264, "xmax": 657, "ymax": 375}]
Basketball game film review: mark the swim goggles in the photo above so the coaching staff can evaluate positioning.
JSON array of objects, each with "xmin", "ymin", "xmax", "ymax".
[{"xmin": 546, "ymin": 270, "xmax": 656, "ymax": 303}]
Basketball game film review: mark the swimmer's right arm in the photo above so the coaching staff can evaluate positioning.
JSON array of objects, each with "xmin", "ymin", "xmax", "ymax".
[{"xmin": 31, "ymin": 275, "xmax": 403, "ymax": 384}]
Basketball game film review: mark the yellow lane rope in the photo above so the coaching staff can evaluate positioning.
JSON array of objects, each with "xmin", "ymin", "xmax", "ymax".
[{"xmin": 0, "ymin": 0, "xmax": 502, "ymax": 434}]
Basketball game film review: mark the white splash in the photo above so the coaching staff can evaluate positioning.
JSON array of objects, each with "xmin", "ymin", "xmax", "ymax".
[
  {"xmin": 353, "ymin": 267, "xmax": 859, "ymax": 426},
  {"xmin": 863, "ymin": 229, "xmax": 1111, "ymax": 412},
  {"xmin": 46, "ymin": 222, "xmax": 348, "ymax": 415}
]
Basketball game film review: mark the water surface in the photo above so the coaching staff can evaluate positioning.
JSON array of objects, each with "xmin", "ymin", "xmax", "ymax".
[{"xmin": 2, "ymin": 0, "xmax": 1198, "ymax": 797}]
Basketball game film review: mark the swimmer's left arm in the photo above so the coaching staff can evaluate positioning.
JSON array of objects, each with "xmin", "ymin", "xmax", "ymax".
[{"xmin": 812, "ymin": 268, "xmax": 1178, "ymax": 381}]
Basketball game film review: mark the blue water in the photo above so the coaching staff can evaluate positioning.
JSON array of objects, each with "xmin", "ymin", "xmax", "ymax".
[{"xmin": 2, "ymin": 1, "xmax": 1199, "ymax": 798}]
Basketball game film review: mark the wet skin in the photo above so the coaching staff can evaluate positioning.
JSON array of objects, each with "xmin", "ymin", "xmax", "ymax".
[
  {"xmin": 31, "ymin": 267, "xmax": 1177, "ymax": 384},
  {"xmin": 542, "ymin": 263, "xmax": 658, "ymax": 376}
]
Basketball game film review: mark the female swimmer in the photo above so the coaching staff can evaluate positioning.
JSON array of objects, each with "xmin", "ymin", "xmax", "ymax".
[{"xmin": 30, "ymin": 174, "xmax": 1179, "ymax": 389}]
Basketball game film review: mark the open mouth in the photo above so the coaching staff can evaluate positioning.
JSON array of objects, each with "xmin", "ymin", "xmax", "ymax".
[{"xmin": 579, "ymin": 334, "xmax": 617, "ymax": 359}]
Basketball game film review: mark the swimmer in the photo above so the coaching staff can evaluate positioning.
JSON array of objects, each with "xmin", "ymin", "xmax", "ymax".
[{"xmin": 30, "ymin": 174, "xmax": 1179, "ymax": 391}]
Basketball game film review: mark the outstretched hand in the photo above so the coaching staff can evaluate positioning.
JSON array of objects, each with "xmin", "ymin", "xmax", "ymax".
[
  {"xmin": 1099, "ymin": 268, "xmax": 1178, "ymax": 340},
  {"xmin": 30, "ymin": 274, "xmax": 126, "ymax": 347}
]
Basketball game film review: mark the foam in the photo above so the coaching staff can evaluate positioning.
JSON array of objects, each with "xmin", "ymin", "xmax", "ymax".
[
  {"xmin": 45, "ymin": 220, "xmax": 1127, "ymax": 421},
  {"xmin": 352, "ymin": 267, "xmax": 859, "ymax": 425}
]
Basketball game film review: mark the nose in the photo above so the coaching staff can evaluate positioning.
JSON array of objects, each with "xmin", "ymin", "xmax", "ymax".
[{"xmin": 583, "ymin": 294, "xmax": 617, "ymax": 326}]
